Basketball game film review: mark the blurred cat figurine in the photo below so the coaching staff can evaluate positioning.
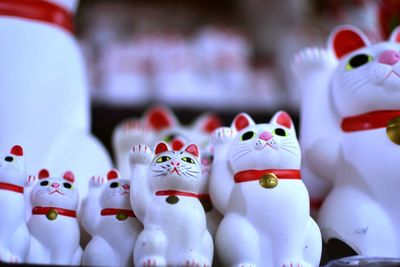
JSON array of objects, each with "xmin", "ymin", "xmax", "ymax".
[
  {"xmin": 82, "ymin": 169, "xmax": 142, "ymax": 267},
  {"xmin": 293, "ymin": 25, "xmax": 400, "ymax": 256},
  {"xmin": 130, "ymin": 142, "xmax": 213, "ymax": 267},
  {"xmin": 0, "ymin": 145, "xmax": 30, "ymax": 263},
  {"xmin": 26, "ymin": 169, "xmax": 82, "ymax": 265},
  {"xmin": 210, "ymin": 112, "xmax": 321, "ymax": 267}
]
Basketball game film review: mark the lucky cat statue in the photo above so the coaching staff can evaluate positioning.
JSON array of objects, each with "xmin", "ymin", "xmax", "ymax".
[
  {"xmin": 0, "ymin": 145, "xmax": 30, "ymax": 263},
  {"xmin": 26, "ymin": 169, "xmax": 82, "ymax": 265},
  {"xmin": 82, "ymin": 169, "xmax": 142, "ymax": 267},
  {"xmin": 210, "ymin": 112, "xmax": 322, "ymax": 267},
  {"xmin": 130, "ymin": 142, "xmax": 213, "ymax": 267},
  {"xmin": 292, "ymin": 25, "xmax": 400, "ymax": 256},
  {"xmin": 0, "ymin": 0, "xmax": 112, "ymax": 202}
]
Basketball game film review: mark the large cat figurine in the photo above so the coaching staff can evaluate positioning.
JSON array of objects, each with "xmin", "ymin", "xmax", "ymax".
[
  {"xmin": 26, "ymin": 169, "xmax": 82, "ymax": 265},
  {"xmin": 82, "ymin": 169, "xmax": 142, "ymax": 267},
  {"xmin": 130, "ymin": 142, "xmax": 213, "ymax": 267},
  {"xmin": 210, "ymin": 112, "xmax": 322, "ymax": 267},
  {"xmin": 0, "ymin": 0, "xmax": 112, "ymax": 202},
  {"xmin": 292, "ymin": 25, "xmax": 400, "ymax": 256},
  {"xmin": 0, "ymin": 145, "xmax": 30, "ymax": 263}
]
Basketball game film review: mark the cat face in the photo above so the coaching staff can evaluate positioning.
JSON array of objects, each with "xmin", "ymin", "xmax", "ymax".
[
  {"xmin": 0, "ymin": 145, "xmax": 26, "ymax": 186},
  {"xmin": 30, "ymin": 169, "xmax": 79, "ymax": 210},
  {"xmin": 100, "ymin": 170, "xmax": 131, "ymax": 210},
  {"xmin": 150, "ymin": 142, "xmax": 201, "ymax": 193},
  {"xmin": 329, "ymin": 25, "xmax": 400, "ymax": 117},
  {"xmin": 227, "ymin": 112, "xmax": 300, "ymax": 174}
]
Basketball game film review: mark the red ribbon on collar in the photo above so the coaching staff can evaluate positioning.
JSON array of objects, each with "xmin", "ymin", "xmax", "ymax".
[
  {"xmin": 234, "ymin": 169, "xmax": 302, "ymax": 183},
  {"xmin": 32, "ymin": 206, "xmax": 76, "ymax": 218},
  {"xmin": 155, "ymin": 190, "xmax": 198, "ymax": 198},
  {"xmin": 101, "ymin": 208, "xmax": 136, "ymax": 218},
  {"xmin": 0, "ymin": 0, "xmax": 74, "ymax": 34},
  {"xmin": 0, "ymin": 182, "xmax": 24, "ymax": 193},
  {"xmin": 341, "ymin": 110, "xmax": 400, "ymax": 132}
]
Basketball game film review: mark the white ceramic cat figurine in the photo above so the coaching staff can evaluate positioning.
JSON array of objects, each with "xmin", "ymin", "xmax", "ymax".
[
  {"xmin": 210, "ymin": 112, "xmax": 322, "ymax": 267},
  {"xmin": 130, "ymin": 142, "xmax": 213, "ymax": 267},
  {"xmin": 0, "ymin": 145, "xmax": 30, "ymax": 263},
  {"xmin": 292, "ymin": 25, "xmax": 400, "ymax": 256},
  {"xmin": 82, "ymin": 169, "xmax": 143, "ymax": 267},
  {"xmin": 26, "ymin": 169, "xmax": 82, "ymax": 265},
  {"xmin": 0, "ymin": 0, "xmax": 112, "ymax": 202}
]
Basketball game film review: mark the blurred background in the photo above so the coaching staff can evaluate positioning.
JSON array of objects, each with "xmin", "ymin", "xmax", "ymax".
[{"xmin": 75, "ymin": 0, "xmax": 399, "ymax": 154}]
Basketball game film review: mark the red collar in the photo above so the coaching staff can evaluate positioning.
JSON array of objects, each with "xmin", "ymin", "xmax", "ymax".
[
  {"xmin": 0, "ymin": 182, "xmax": 24, "ymax": 194},
  {"xmin": 234, "ymin": 169, "xmax": 301, "ymax": 183},
  {"xmin": 0, "ymin": 0, "xmax": 74, "ymax": 34},
  {"xmin": 155, "ymin": 190, "xmax": 198, "ymax": 198},
  {"xmin": 32, "ymin": 206, "xmax": 76, "ymax": 218},
  {"xmin": 101, "ymin": 208, "xmax": 136, "ymax": 218},
  {"xmin": 341, "ymin": 110, "xmax": 400, "ymax": 132}
]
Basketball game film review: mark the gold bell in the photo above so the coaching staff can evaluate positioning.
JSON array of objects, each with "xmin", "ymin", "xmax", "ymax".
[
  {"xmin": 259, "ymin": 173, "xmax": 278, "ymax": 189},
  {"xmin": 116, "ymin": 212, "xmax": 128, "ymax": 221},
  {"xmin": 386, "ymin": 116, "xmax": 400, "ymax": 145},
  {"xmin": 46, "ymin": 209, "xmax": 58, "ymax": 221},
  {"xmin": 166, "ymin": 195, "xmax": 179, "ymax": 204}
]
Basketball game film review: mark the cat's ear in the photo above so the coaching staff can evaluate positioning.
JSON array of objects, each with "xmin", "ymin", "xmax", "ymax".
[
  {"xmin": 10, "ymin": 145, "xmax": 23, "ymax": 156},
  {"xmin": 328, "ymin": 25, "xmax": 370, "ymax": 59},
  {"xmin": 390, "ymin": 26, "xmax": 400, "ymax": 43},
  {"xmin": 192, "ymin": 113, "xmax": 222, "ymax": 133},
  {"xmin": 270, "ymin": 111, "xmax": 296, "ymax": 135},
  {"xmin": 184, "ymin": 144, "xmax": 199, "ymax": 158},
  {"xmin": 38, "ymin": 169, "xmax": 50, "ymax": 179},
  {"xmin": 63, "ymin": 171, "xmax": 75, "ymax": 183},
  {"xmin": 155, "ymin": 141, "xmax": 170, "ymax": 155},
  {"xmin": 231, "ymin": 113, "xmax": 255, "ymax": 132},
  {"xmin": 107, "ymin": 169, "xmax": 119, "ymax": 180},
  {"xmin": 144, "ymin": 105, "xmax": 177, "ymax": 131}
]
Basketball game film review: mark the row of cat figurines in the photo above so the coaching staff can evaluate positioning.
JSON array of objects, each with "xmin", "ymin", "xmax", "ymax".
[{"xmin": 0, "ymin": 109, "xmax": 322, "ymax": 267}]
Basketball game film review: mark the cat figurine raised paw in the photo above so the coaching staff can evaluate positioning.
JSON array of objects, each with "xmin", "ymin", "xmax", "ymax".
[
  {"xmin": 0, "ymin": 145, "xmax": 30, "ymax": 263},
  {"xmin": 26, "ymin": 169, "xmax": 82, "ymax": 265},
  {"xmin": 130, "ymin": 143, "xmax": 213, "ymax": 267},
  {"xmin": 210, "ymin": 112, "xmax": 322, "ymax": 267},
  {"xmin": 82, "ymin": 169, "xmax": 142, "ymax": 267}
]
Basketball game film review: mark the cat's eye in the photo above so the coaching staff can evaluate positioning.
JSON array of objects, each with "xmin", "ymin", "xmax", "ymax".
[
  {"xmin": 110, "ymin": 182, "xmax": 119, "ymax": 188},
  {"xmin": 156, "ymin": 156, "xmax": 171, "ymax": 163},
  {"xmin": 181, "ymin": 157, "xmax": 195, "ymax": 164},
  {"xmin": 274, "ymin": 128, "xmax": 287, "ymax": 137},
  {"xmin": 162, "ymin": 134, "xmax": 177, "ymax": 143},
  {"xmin": 40, "ymin": 180, "xmax": 49, "ymax": 186},
  {"xmin": 346, "ymin": 54, "xmax": 372, "ymax": 70},
  {"xmin": 241, "ymin": 131, "xmax": 255, "ymax": 141},
  {"xmin": 63, "ymin": 182, "xmax": 72, "ymax": 189},
  {"xmin": 4, "ymin": 156, "xmax": 13, "ymax": 162}
]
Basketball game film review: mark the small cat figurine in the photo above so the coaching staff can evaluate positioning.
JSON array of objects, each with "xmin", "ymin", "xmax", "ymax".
[
  {"xmin": 26, "ymin": 169, "xmax": 82, "ymax": 265},
  {"xmin": 0, "ymin": 145, "xmax": 30, "ymax": 263},
  {"xmin": 293, "ymin": 25, "xmax": 400, "ymax": 256},
  {"xmin": 210, "ymin": 112, "xmax": 322, "ymax": 267},
  {"xmin": 82, "ymin": 169, "xmax": 143, "ymax": 267},
  {"xmin": 130, "ymin": 142, "xmax": 213, "ymax": 267}
]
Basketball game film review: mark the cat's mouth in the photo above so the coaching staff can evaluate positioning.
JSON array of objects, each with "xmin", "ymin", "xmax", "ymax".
[
  {"xmin": 49, "ymin": 189, "xmax": 64, "ymax": 195},
  {"xmin": 170, "ymin": 167, "xmax": 180, "ymax": 175},
  {"xmin": 120, "ymin": 191, "xmax": 129, "ymax": 196}
]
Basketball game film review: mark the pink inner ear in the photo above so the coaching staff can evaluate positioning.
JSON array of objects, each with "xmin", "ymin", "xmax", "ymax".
[
  {"xmin": 202, "ymin": 115, "xmax": 221, "ymax": 133},
  {"xmin": 185, "ymin": 144, "xmax": 199, "ymax": 158},
  {"xmin": 107, "ymin": 170, "xmax": 119, "ymax": 180},
  {"xmin": 234, "ymin": 114, "xmax": 250, "ymax": 131},
  {"xmin": 38, "ymin": 169, "xmax": 50, "ymax": 179},
  {"xmin": 147, "ymin": 107, "xmax": 173, "ymax": 131},
  {"xmin": 333, "ymin": 29, "xmax": 367, "ymax": 58},
  {"xmin": 10, "ymin": 145, "xmax": 23, "ymax": 156},
  {"xmin": 155, "ymin": 142, "xmax": 169, "ymax": 155},
  {"xmin": 277, "ymin": 112, "xmax": 292, "ymax": 128},
  {"xmin": 63, "ymin": 171, "xmax": 75, "ymax": 183}
]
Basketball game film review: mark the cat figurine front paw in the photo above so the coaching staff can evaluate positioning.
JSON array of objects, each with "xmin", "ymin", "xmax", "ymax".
[
  {"xmin": 210, "ymin": 112, "xmax": 322, "ymax": 267},
  {"xmin": 0, "ymin": 145, "xmax": 30, "ymax": 263},
  {"xmin": 82, "ymin": 169, "xmax": 142, "ymax": 267},
  {"xmin": 130, "ymin": 142, "xmax": 213, "ymax": 267},
  {"xmin": 26, "ymin": 169, "xmax": 82, "ymax": 265}
]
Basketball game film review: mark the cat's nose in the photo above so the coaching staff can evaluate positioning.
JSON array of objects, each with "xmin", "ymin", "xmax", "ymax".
[
  {"xmin": 378, "ymin": 50, "xmax": 400, "ymax": 65},
  {"xmin": 122, "ymin": 184, "xmax": 130, "ymax": 190},
  {"xmin": 51, "ymin": 183, "xmax": 60, "ymax": 188},
  {"xmin": 259, "ymin": 131, "xmax": 273, "ymax": 141},
  {"xmin": 171, "ymin": 161, "xmax": 180, "ymax": 166}
]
